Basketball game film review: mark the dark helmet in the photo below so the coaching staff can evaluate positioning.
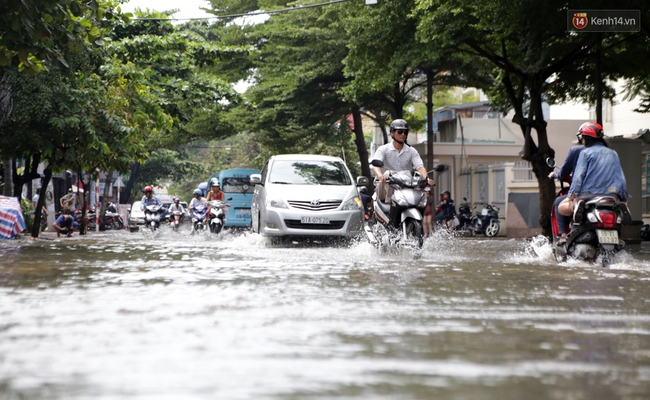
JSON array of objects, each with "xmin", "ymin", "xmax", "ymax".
[
  {"xmin": 359, "ymin": 186, "xmax": 367, "ymax": 193},
  {"xmin": 173, "ymin": 196, "xmax": 179, "ymax": 203},
  {"xmin": 389, "ymin": 119, "xmax": 409, "ymax": 133},
  {"xmin": 144, "ymin": 186, "xmax": 153, "ymax": 193},
  {"xmin": 443, "ymin": 190, "xmax": 451, "ymax": 196},
  {"xmin": 577, "ymin": 122, "xmax": 603, "ymax": 139}
]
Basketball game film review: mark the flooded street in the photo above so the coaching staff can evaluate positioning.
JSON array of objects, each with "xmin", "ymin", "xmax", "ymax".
[{"xmin": 2, "ymin": 229, "xmax": 650, "ymax": 399}]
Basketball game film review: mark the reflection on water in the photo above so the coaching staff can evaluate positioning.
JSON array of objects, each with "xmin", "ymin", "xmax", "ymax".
[{"xmin": 1, "ymin": 230, "xmax": 650, "ymax": 399}]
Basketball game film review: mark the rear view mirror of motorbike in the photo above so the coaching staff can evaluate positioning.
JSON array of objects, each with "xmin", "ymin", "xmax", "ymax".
[
  {"xmin": 432, "ymin": 164, "xmax": 449, "ymax": 173},
  {"xmin": 371, "ymin": 159, "xmax": 384, "ymax": 168},
  {"xmin": 546, "ymin": 157, "xmax": 556, "ymax": 168}
]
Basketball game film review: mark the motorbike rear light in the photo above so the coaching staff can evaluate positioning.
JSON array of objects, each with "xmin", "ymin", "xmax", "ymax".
[
  {"xmin": 598, "ymin": 212, "xmax": 617, "ymax": 228},
  {"xmin": 587, "ymin": 212, "xmax": 598, "ymax": 223}
]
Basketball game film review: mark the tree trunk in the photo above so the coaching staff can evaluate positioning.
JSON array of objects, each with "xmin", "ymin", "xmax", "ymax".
[
  {"xmin": 31, "ymin": 168, "xmax": 52, "ymax": 238},
  {"xmin": 12, "ymin": 154, "xmax": 41, "ymax": 198},
  {"xmin": 122, "ymin": 162, "xmax": 140, "ymax": 205},
  {"xmin": 79, "ymin": 173, "xmax": 89, "ymax": 235},
  {"xmin": 426, "ymin": 70, "xmax": 435, "ymax": 172},
  {"xmin": 99, "ymin": 169, "xmax": 114, "ymax": 227},
  {"xmin": 513, "ymin": 86, "xmax": 556, "ymax": 238},
  {"xmin": 351, "ymin": 108, "xmax": 371, "ymax": 193},
  {"xmin": 3, "ymin": 158, "xmax": 12, "ymax": 196}
]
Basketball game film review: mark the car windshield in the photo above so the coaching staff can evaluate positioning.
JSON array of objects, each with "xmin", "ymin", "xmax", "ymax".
[
  {"xmin": 269, "ymin": 160, "xmax": 352, "ymax": 185},
  {"xmin": 222, "ymin": 177, "xmax": 254, "ymax": 194}
]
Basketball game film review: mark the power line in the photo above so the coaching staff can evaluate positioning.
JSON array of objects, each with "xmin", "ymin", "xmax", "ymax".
[{"xmin": 132, "ymin": 0, "xmax": 350, "ymax": 21}]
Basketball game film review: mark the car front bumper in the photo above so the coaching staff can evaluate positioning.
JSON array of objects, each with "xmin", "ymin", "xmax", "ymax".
[{"xmin": 260, "ymin": 208, "xmax": 364, "ymax": 237}]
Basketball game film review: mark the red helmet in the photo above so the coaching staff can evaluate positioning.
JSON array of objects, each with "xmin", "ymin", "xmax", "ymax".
[
  {"xmin": 577, "ymin": 122, "xmax": 603, "ymax": 139},
  {"xmin": 144, "ymin": 186, "xmax": 153, "ymax": 193}
]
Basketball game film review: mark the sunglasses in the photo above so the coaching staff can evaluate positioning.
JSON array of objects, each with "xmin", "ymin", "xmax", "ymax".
[{"xmin": 394, "ymin": 130, "xmax": 408, "ymax": 135}]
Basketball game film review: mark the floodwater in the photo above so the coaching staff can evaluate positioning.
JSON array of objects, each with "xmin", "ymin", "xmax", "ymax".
[{"xmin": 2, "ymin": 228, "xmax": 650, "ymax": 399}]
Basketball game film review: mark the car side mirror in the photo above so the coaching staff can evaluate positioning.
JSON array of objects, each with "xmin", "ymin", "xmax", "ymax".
[
  {"xmin": 370, "ymin": 159, "xmax": 384, "ymax": 168},
  {"xmin": 356, "ymin": 176, "xmax": 369, "ymax": 186},
  {"xmin": 250, "ymin": 174, "xmax": 262, "ymax": 185}
]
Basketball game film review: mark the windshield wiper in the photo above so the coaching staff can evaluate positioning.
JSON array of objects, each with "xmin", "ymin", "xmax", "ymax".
[{"xmin": 271, "ymin": 181, "xmax": 292, "ymax": 184}]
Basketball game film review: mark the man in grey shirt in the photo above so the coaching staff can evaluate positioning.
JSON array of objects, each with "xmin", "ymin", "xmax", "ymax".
[{"xmin": 372, "ymin": 119, "xmax": 435, "ymax": 203}]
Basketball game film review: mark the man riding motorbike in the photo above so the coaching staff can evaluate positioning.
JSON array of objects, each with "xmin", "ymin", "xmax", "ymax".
[
  {"xmin": 371, "ymin": 119, "xmax": 435, "ymax": 203},
  {"xmin": 168, "ymin": 196, "xmax": 186, "ymax": 225},
  {"xmin": 557, "ymin": 122, "xmax": 628, "ymax": 244},
  {"xmin": 140, "ymin": 186, "xmax": 168, "ymax": 220}
]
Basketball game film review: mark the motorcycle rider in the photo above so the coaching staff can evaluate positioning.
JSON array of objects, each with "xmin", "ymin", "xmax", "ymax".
[
  {"xmin": 140, "ymin": 186, "xmax": 167, "ymax": 220},
  {"xmin": 557, "ymin": 122, "xmax": 628, "ymax": 243},
  {"xmin": 189, "ymin": 189, "xmax": 206, "ymax": 209},
  {"xmin": 168, "ymin": 196, "xmax": 186, "ymax": 224},
  {"xmin": 206, "ymin": 179, "xmax": 225, "ymax": 202},
  {"xmin": 435, "ymin": 191, "xmax": 456, "ymax": 234},
  {"xmin": 549, "ymin": 126, "xmax": 585, "ymax": 243},
  {"xmin": 371, "ymin": 119, "xmax": 435, "ymax": 203},
  {"xmin": 206, "ymin": 178, "xmax": 226, "ymax": 218}
]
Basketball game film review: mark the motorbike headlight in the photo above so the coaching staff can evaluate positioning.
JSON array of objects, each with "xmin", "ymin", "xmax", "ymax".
[
  {"xmin": 396, "ymin": 197, "xmax": 409, "ymax": 207},
  {"xmin": 267, "ymin": 198, "xmax": 289, "ymax": 209},
  {"xmin": 342, "ymin": 196, "xmax": 362, "ymax": 210},
  {"xmin": 418, "ymin": 194, "xmax": 427, "ymax": 208}
]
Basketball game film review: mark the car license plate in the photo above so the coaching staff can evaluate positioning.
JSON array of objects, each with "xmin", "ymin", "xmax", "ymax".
[
  {"xmin": 301, "ymin": 216, "xmax": 330, "ymax": 224},
  {"xmin": 236, "ymin": 208, "xmax": 250, "ymax": 218},
  {"xmin": 597, "ymin": 229, "xmax": 618, "ymax": 244}
]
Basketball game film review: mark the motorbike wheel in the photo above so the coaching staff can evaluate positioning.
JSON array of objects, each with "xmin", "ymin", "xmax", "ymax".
[
  {"xmin": 485, "ymin": 221, "xmax": 500, "ymax": 237},
  {"xmin": 601, "ymin": 249, "xmax": 615, "ymax": 268},
  {"xmin": 404, "ymin": 218, "xmax": 424, "ymax": 248}
]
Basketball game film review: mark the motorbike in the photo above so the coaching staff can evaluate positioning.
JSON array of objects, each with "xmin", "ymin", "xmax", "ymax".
[
  {"xmin": 103, "ymin": 210, "xmax": 124, "ymax": 230},
  {"xmin": 144, "ymin": 204, "xmax": 165, "ymax": 232},
  {"xmin": 191, "ymin": 204, "xmax": 209, "ymax": 233},
  {"xmin": 548, "ymin": 157, "xmax": 628, "ymax": 268},
  {"xmin": 366, "ymin": 160, "xmax": 447, "ymax": 250},
  {"xmin": 170, "ymin": 210, "xmax": 184, "ymax": 232},
  {"xmin": 467, "ymin": 203, "xmax": 501, "ymax": 237},
  {"xmin": 454, "ymin": 198, "xmax": 474, "ymax": 232},
  {"xmin": 207, "ymin": 200, "xmax": 229, "ymax": 234}
]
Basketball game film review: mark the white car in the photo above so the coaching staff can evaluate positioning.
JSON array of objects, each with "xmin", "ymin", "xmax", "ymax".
[
  {"xmin": 130, "ymin": 201, "xmax": 145, "ymax": 225},
  {"xmin": 250, "ymin": 154, "xmax": 368, "ymax": 239}
]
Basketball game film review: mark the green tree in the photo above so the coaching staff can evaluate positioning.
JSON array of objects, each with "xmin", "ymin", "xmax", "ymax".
[
  {"xmin": 414, "ymin": 0, "xmax": 650, "ymax": 236},
  {"xmin": 0, "ymin": 0, "xmax": 129, "ymax": 75}
]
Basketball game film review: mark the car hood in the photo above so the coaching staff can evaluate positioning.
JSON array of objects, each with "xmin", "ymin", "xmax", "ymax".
[{"xmin": 265, "ymin": 184, "xmax": 355, "ymax": 201}]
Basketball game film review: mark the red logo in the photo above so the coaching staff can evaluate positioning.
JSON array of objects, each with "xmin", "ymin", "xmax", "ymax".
[{"xmin": 572, "ymin": 12, "xmax": 588, "ymax": 30}]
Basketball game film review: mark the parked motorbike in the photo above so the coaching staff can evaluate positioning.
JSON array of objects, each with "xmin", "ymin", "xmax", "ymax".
[
  {"xmin": 207, "ymin": 200, "xmax": 229, "ymax": 234},
  {"xmin": 365, "ymin": 160, "xmax": 447, "ymax": 250},
  {"xmin": 547, "ymin": 157, "xmax": 628, "ymax": 268},
  {"xmin": 454, "ymin": 198, "xmax": 474, "ymax": 232},
  {"xmin": 191, "ymin": 204, "xmax": 209, "ymax": 233},
  {"xmin": 103, "ymin": 211, "xmax": 124, "ymax": 230},
  {"xmin": 144, "ymin": 204, "xmax": 165, "ymax": 232},
  {"xmin": 468, "ymin": 203, "xmax": 501, "ymax": 237}
]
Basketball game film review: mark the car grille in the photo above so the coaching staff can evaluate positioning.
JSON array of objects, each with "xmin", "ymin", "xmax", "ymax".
[
  {"xmin": 287, "ymin": 200, "xmax": 341, "ymax": 211},
  {"xmin": 284, "ymin": 220, "xmax": 346, "ymax": 230}
]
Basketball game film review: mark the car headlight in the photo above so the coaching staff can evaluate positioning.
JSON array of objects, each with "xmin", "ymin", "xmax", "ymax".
[
  {"xmin": 267, "ymin": 198, "xmax": 289, "ymax": 209},
  {"xmin": 342, "ymin": 196, "xmax": 362, "ymax": 210}
]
